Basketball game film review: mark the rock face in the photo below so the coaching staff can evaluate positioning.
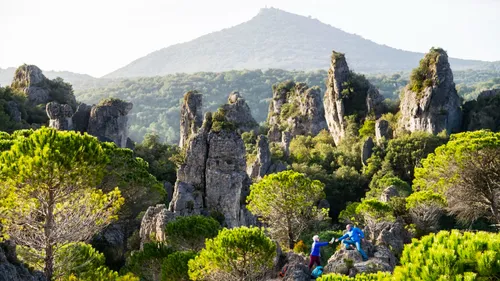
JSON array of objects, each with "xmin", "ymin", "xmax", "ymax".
[
  {"xmin": 379, "ymin": 186, "xmax": 400, "ymax": 203},
  {"xmin": 267, "ymin": 81, "xmax": 327, "ymax": 142},
  {"xmin": 179, "ymin": 91, "xmax": 203, "ymax": 148},
  {"xmin": 324, "ymin": 51, "xmax": 385, "ymax": 145},
  {"xmin": 280, "ymin": 252, "xmax": 310, "ymax": 281},
  {"xmin": 0, "ymin": 241, "xmax": 46, "ymax": 281},
  {"xmin": 361, "ymin": 137, "xmax": 374, "ymax": 166},
  {"xmin": 87, "ymin": 99, "xmax": 133, "ymax": 148},
  {"xmin": 46, "ymin": 102, "xmax": 74, "ymax": 130},
  {"xmin": 462, "ymin": 89, "xmax": 500, "ymax": 132},
  {"xmin": 139, "ymin": 204, "xmax": 175, "ymax": 248},
  {"xmin": 247, "ymin": 135, "xmax": 272, "ymax": 179},
  {"xmin": 375, "ymin": 119, "xmax": 392, "ymax": 144},
  {"xmin": 222, "ymin": 91, "xmax": 259, "ymax": 133},
  {"xmin": 363, "ymin": 220, "xmax": 409, "ymax": 259},
  {"xmin": 141, "ymin": 97, "xmax": 255, "ymax": 245},
  {"xmin": 399, "ymin": 48, "xmax": 462, "ymax": 134},
  {"xmin": 72, "ymin": 103, "xmax": 92, "ymax": 133}
]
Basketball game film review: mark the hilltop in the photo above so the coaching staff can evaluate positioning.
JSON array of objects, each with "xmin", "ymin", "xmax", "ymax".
[{"xmin": 105, "ymin": 8, "xmax": 490, "ymax": 78}]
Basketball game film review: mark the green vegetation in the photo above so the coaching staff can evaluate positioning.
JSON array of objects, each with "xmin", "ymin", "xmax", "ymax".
[
  {"xmin": 320, "ymin": 231, "xmax": 500, "ymax": 281},
  {"xmin": 247, "ymin": 170, "xmax": 328, "ymax": 249},
  {"xmin": 408, "ymin": 47, "xmax": 444, "ymax": 94},
  {"xmin": 165, "ymin": 215, "xmax": 220, "ymax": 251},
  {"xmin": 413, "ymin": 130, "xmax": 500, "ymax": 225},
  {"xmin": 188, "ymin": 227, "xmax": 276, "ymax": 281},
  {"xmin": 122, "ymin": 242, "xmax": 174, "ymax": 281},
  {"xmin": 161, "ymin": 251, "xmax": 197, "ymax": 281},
  {"xmin": 211, "ymin": 107, "xmax": 236, "ymax": 132},
  {"xmin": 0, "ymin": 128, "xmax": 124, "ymax": 280}
]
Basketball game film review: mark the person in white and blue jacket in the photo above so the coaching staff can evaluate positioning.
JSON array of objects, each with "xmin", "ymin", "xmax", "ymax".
[{"xmin": 335, "ymin": 224, "xmax": 368, "ymax": 261}]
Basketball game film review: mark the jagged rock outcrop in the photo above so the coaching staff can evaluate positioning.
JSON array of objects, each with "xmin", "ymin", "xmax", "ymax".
[
  {"xmin": 361, "ymin": 137, "xmax": 374, "ymax": 166},
  {"xmin": 324, "ymin": 51, "xmax": 385, "ymax": 145},
  {"xmin": 222, "ymin": 91, "xmax": 258, "ymax": 133},
  {"xmin": 363, "ymin": 220, "xmax": 409, "ymax": 259},
  {"xmin": 462, "ymin": 89, "xmax": 500, "ymax": 132},
  {"xmin": 179, "ymin": 91, "xmax": 203, "ymax": 148},
  {"xmin": 87, "ymin": 99, "xmax": 133, "ymax": 148},
  {"xmin": 0, "ymin": 241, "xmax": 46, "ymax": 281},
  {"xmin": 11, "ymin": 64, "xmax": 76, "ymax": 107},
  {"xmin": 379, "ymin": 186, "xmax": 400, "ymax": 203},
  {"xmin": 280, "ymin": 252, "xmax": 310, "ymax": 281},
  {"xmin": 5, "ymin": 101, "xmax": 22, "ymax": 123},
  {"xmin": 46, "ymin": 102, "xmax": 74, "ymax": 130},
  {"xmin": 399, "ymin": 48, "xmax": 462, "ymax": 134},
  {"xmin": 375, "ymin": 119, "xmax": 392, "ymax": 144},
  {"xmin": 139, "ymin": 204, "xmax": 175, "ymax": 248},
  {"xmin": 247, "ymin": 135, "xmax": 272, "ymax": 179},
  {"xmin": 267, "ymin": 81, "xmax": 327, "ymax": 142}
]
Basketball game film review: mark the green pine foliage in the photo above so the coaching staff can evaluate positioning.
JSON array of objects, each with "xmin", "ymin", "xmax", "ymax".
[
  {"xmin": 165, "ymin": 215, "xmax": 220, "ymax": 251},
  {"xmin": 161, "ymin": 251, "xmax": 197, "ymax": 281},
  {"xmin": 188, "ymin": 226, "xmax": 276, "ymax": 281}
]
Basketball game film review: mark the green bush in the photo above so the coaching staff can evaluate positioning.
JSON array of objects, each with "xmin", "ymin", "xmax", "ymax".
[
  {"xmin": 161, "ymin": 251, "xmax": 197, "ymax": 281},
  {"xmin": 359, "ymin": 119, "xmax": 376, "ymax": 139},
  {"xmin": 319, "ymin": 272, "xmax": 392, "ymax": 281},
  {"xmin": 393, "ymin": 230, "xmax": 500, "ymax": 280},
  {"xmin": 165, "ymin": 215, "xmax": 220, "ymax": 251},
  {"xmin": 122, "ymin": 242, "xmax": 174, "ymax": 281},
  {"xmin": 188, "ymin": 226, "xmax": 276, "ymax": 281}
]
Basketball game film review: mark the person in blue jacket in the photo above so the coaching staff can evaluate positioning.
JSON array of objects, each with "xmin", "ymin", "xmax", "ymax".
[
  {"xmin": 309, "ymin": 235, "xmax": 332, "ymax": 271},
  {"xmin": 335, "ymin": 224, "xmax": 368, "ymax": 261}
]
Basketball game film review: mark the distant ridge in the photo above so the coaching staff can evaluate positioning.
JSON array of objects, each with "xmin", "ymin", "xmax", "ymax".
[
  {"xmin": 0, "ymin": 67, "xmax": 96, "ymax": 88},
  {"xmin": 104, "ymin": 8, "xmax": 490, "ymax": 78}
]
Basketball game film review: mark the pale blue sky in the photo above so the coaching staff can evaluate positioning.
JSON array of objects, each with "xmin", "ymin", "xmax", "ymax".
[{"xmin": 1, "ymin": 0, "xmax": 499, "ymax": 77}]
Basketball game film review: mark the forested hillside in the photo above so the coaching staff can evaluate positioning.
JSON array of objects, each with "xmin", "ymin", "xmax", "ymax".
[{"xmin": 75, "ymin": 68, "xmax": 500, "ymax": 143}]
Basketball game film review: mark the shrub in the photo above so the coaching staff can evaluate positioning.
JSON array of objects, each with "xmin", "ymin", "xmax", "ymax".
[
  {"xmin": 318, "ymin": 272, "xmax": 392, "ymax": 281},
  {"xmin": 188, "ymin": 227, "xmax": 276, "ymax": 281},
  {"xmin": 165, "ymin": 215, "xmax": 220, "ymax": 251},
  {"xmin": 161, "ymin": 251, "xmax": 197, "ymax": 281},
  {"xmin": 122, "ymin": 242, "xmax": 174, "ymax": 281}
]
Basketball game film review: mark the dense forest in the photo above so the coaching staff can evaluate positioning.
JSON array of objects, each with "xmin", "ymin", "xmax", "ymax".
[{"xmin": 74, "ymin": 68, "xmax": 500, "ymax": 143}]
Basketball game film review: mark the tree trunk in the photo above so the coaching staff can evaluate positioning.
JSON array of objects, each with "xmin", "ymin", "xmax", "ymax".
[
  {"xmin": 44, "ymin": 189, "xmax": 55, "ymax": 280},
  {"xmin": 286, "ymin": 217, "xmax": 294, "ymax": 249}
]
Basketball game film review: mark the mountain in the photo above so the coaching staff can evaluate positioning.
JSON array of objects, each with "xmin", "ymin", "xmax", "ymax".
[
  {"xmin": 0, "ymin": 67, "xmax": 97, "ymax": 89},
  {"xmin": 104, "ymin": 8, "xmax": 490, "ymax": 78}
]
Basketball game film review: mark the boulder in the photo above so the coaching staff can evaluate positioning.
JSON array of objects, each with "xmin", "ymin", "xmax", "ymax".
[
  {"xmin": 379, "ymin": 186, "xmax": 400, "ymax": 203},
  {"xmin": 324, "ymin": 51, "xmax": 385, "ymax": 145},
  {"xmin": 222, "ymin": 91, "xmax": 258, "ymax": 133},
  {"xmin": 281, "ymin": 252, "xmax": 310, "ymax": 281},
  {"xmin": 363, "ymin": 220, "xmax": 409, "ymax": 259},
  {"xmin": 399, "ymin": 48, "xmax": 462, "ymax": 134},
  {"xmin": 179, "ymin": 91, "xmax": 203, "ymax": 148},
  {"xmin": 87, "ymin": 99, "xmax": 133, "ymax": 148},
  {"xmin": 0, "ymin": 241, "xmax": 47, "ymax": 281},
  {"xmin": 46, "ymin": 102, "xmax": 74, "ymax": 130},
  {"xmin": 375, "ymin": 119, "xmax": 392, "ymax": 144},
  {"xmin": 361, "ymin": 137, "xmax": 374, "ymax": 166}
]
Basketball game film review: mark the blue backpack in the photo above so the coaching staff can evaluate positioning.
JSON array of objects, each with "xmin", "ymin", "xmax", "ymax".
[{"xmin": 311, "ymin": 266, "xmax": 324, "ymax": 279}]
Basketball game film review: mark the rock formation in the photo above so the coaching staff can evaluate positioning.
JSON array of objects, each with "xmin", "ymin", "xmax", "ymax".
[
  {"xmin": 361, "ymin": 137, "xmax": 374, "ymax": 166},
  {"xmin": 139, "ymin": 204, "xmax": 174, "ymax": 248},
  {"xmin": 0, "ymin": 241, "xmax": 46, "ymax": 281},
  {"xmin": 399, "ymin": 48, "xmax": 462, "ymax": 134},
  {"xmin": 5, "ymin": 101, "xmax": 22, "ymax": 123},
  {"xmin": 279, "ymin": 252, "xmax": 310, "ymax": 281},
  {"xmin": 375, "ymin": 119, "xmax": 392, "ymax": 144},
  {"xmin": 221, "ymin": 91, "xmax": 259, "ymax": 133},
  {"xmin": 72, "ymin": 103, "xmax": 92, "ymax": 133},
  {"xmin": 379, "ymin": 186, "xmax": 400, "ymax": 203},
  {"xmin": 140, "ymin": 96, "xmax": 255, "ymax": 245},
  {"xmin": 179, "ymin": 91, "xmax": 203, "ymax": 148},
  {"xmin": 267, "ymin": 81, "xmax": 327, "ymax": 142},
  {"xmin": 462, "ymin": 89, "xmax": 500, "ymax": 132},
  {"xmin": 88, "ymin": 99, "xmax": 133, "ymax": 148},
  {"xmin": 11, "ymin": 64, "xmax": 76, "ymax": 107},
  {"xmin": 247, "ymin": 135, "xmax": 272, "ymax": 179},
  {"xmin": 46, "ymin": 102, "xmax": 74, "ymax": 130},
  {"xmin": 324, "ymin": 242, "xmax": 395, "ymax": 276},
  {"xmin": 324, "ymin": 51, "xmax": 385, "ymax": 145},
  {"xmin": 363, "ymin": 220, "xmax": 409, "ymax": 260}
]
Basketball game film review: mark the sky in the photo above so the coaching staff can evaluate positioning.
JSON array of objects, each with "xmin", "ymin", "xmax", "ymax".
[{"xmin": 1, "ymin": 0, "xmax": 499, "ymax": 77}]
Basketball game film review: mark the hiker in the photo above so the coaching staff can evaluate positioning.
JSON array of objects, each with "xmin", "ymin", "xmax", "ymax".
[
  {"xmin": 335, "ymin": 224, "xmax": 368, "ymax": 261},
  {"xmin": 309, "ymin": 235, "xmax": 332, "ymax": 271}
]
